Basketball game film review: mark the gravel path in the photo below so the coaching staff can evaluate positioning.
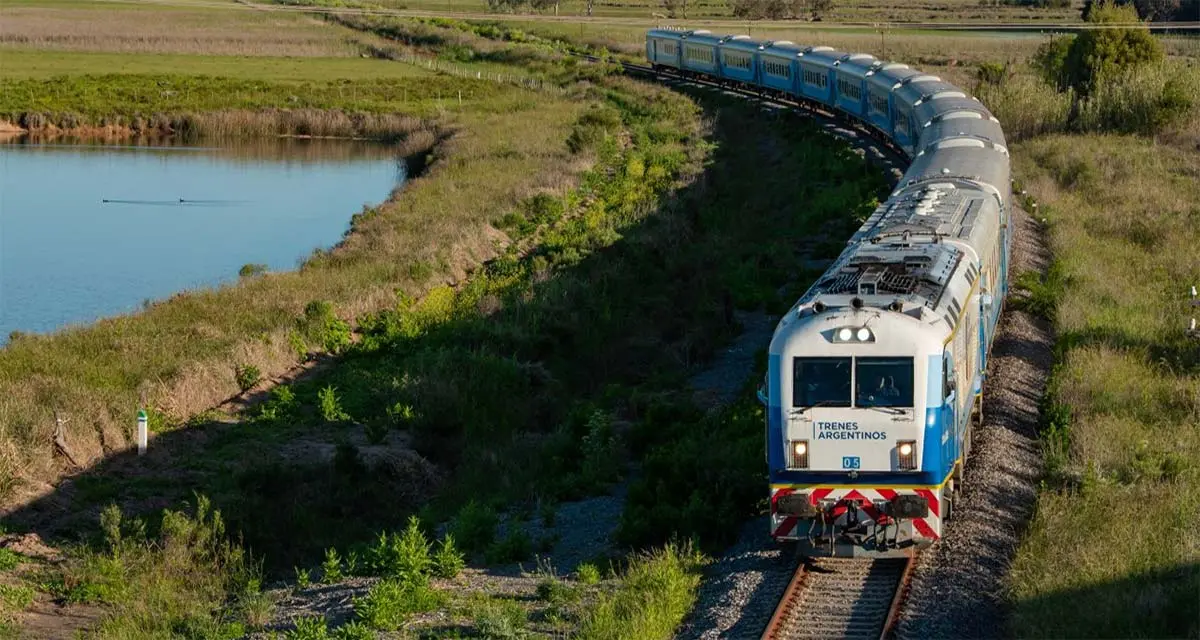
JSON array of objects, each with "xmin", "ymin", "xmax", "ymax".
[{"xmin": 896, "ymin": 203, "xmax": 1053, "ymax": 640}]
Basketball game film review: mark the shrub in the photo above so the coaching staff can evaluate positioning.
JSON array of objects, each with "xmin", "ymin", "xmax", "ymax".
[
  {"xmin": 472, "ymin": 598, "xmax": 528, "ymax": 639},
  {"xmin": 352, "ymin": 579, "xmax": 444, "ymax": 631},
  {"xmin": 485, "ymin": 527, "xmax": 531, "ymax": 565},
  {"xmin": 431, "ymin": 535, "xmax": 466, "ymax": 579},
  {"xmin": 322, "ymin": 548, "xmax": 344, "ymax": 583},
  {"xmin": 294, "ymin": 567, "xmax": 312, "ymax": 589},
  {"xmin": 332, "ymin": 620, "xmax": 376, "ymax": 640},
  {"xmin": 1064, "ymin": 1, "xmax": 1164, "ymax": 95},
  {"xmin": 576, "ymin": 544, "xmax": 705, "ymax": 640},
  {"xmin": 576, "ymin": 563, "xmax": 601, "ymax": 585},
  {"xmin": 366, "ymin": 517, "xmax": 431, "ymax": 583},
  {"xmin": 288, "ymin": 615, "xmax": 329, "ymax": 640},
  {"xmin": 974, "ymin": 61, "xmax": 1012, "ymax": 88},
  {"xmin": 1075, "ymin": 66, "xmax": 1197, "ymax": 134},
  {"xmin": 300, "ymin": 300, "xmax": 353, "ymax": 354},
  {"xmin": 1033, "ymin": 36, "xmax": 1074, "ymax": 90},
  {"xmin": 234, "ymin": 364, "xmax": 262, "ymax": 393},
  {"xmin": 450, "ymin": 501, "xmax": 497, "ymax": 554},
  {"xmin": 238, "ymin": 263, "xmax": 268, "ymax": 278},
  {"xmin": 318, "ymin": 386, "xmax": 350, "ymax": 423}
]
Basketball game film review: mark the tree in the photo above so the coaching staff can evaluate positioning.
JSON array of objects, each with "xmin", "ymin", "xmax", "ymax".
[
  {"xmin": 1067, "ymin": 1, "xmax": 1164, "ymax": 94},
  {"xmin": 1082, "ymin": 0, "xmax": 1185, "ymax": 20}
]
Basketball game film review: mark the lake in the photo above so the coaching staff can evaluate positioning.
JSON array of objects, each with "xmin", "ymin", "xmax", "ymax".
[{"xmin": 0, "ymin": 138, "xmax": 405, "ymax": 344}]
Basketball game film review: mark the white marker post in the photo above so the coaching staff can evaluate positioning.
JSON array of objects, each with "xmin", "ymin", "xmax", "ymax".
[{"xmin": 136, "ymin": 409, "xmax": 148, "ymax": 456}]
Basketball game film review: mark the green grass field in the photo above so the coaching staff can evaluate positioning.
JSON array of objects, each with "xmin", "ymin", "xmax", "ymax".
[
  {"xmin": 0, "ymin": 49, "xmax": 433, "ymax": 80},
  {"xmin": 1007, "ymin": 135, "xmax": 1200, "ymax": 639}
]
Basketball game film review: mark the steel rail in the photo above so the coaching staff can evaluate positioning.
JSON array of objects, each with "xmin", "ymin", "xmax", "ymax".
[{"xmin": 760, "ymin": 555, "xmax": 916, "ymax": 640}]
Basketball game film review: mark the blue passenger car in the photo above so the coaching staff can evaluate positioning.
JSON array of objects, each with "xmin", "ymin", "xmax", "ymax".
[
  {"xmin": 890, "ymin": 74, "xmax": 942, "ymax": 155},
  {"xmin": 796, "ymin": 47, "xmax": 839, "ymax": 103},
  {"xmin": 717, "ymin": 35, "xmax": 759, "ymax": 85},
  {"xmin": 758, "ymin": 41, "xmax": 802, "ymax": 95},
  {"xmin": 864, "ymin": 63, "xmax": 920, "ymax": 138},
  {"xmin": 680, "ymin": 31, "xmax": 721, "ymax": 75},
  {"xmin": 645, "ymin": 28, "xmax": 684, "ymax": 69},
  {"xmin": 831, "ymin": 53, "xmax": 876, "ymax": 119}
]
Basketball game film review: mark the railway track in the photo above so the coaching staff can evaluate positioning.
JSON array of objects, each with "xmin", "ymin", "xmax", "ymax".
[{"xmin": 761, "ymin": 556, "xmax": 916, "ymax": 640}]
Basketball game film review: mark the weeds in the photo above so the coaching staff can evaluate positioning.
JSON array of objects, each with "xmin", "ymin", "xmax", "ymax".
[
  {"xmin": 577, "ymin": 544, "xmax": 705, "ymax": 640},
  {"xmin": 431, "ymin": 535, "xmax": 466, "ymax": 579},
  {"xmin": 288, "ymin": 615, "xmax": 330, "ymax": 640},
  {"xmin": 352, "ymin": 578, "xmax": 445, "ymax": 631},
  {"xmin": 450, "ymin": 501, "xmax": 498, "ymax": 554},
  {"xmin": 235, "ymin": 364, "xmax": 262, "ymax": 393},
  {"xmin": 576, "ymin": 563, "xmax": 601, "ymax": 585},
  {"xmin": 321, "ymin": 548, "xmax": 344, "ymax": 583},
  {"xmin": 472, "ymin": 598, "xmax": 529, "ymax": 639}
]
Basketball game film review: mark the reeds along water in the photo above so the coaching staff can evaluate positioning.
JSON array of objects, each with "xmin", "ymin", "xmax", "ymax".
[{"xmin": 7, "ymin": 109, "xmax": 440, "ymax": 144}]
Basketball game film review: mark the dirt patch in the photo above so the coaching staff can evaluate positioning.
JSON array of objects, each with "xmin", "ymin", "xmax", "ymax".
[
  {"xmin": 0, "ymin": 533, "xmax": 61, "ymax": 563},
  {"xmin": 19, "ymin": 594, "xmax": 104, "ymax": 640}
]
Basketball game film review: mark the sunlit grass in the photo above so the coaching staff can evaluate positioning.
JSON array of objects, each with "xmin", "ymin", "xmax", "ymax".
[{"xmin": 1008, "ymin": 135, "xmax": 1200, "ymax": 639}]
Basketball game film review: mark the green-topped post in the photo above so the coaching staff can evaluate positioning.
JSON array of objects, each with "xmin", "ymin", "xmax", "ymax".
[{"xmin": 136, "ymin": 409, "xmax": 148, "ymax": 456}]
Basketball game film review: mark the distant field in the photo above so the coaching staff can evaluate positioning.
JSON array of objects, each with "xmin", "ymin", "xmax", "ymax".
[
  {"xmin": 0, "ymin": 48, "xmax": 433, "ymax": 80},
  {"xmin": 0, "ymin": 0, "xmax": 356, "ymax": 56},
  {"xmin": 361, "ymin": 0, "xmax": 1083, "ymax": 22}
]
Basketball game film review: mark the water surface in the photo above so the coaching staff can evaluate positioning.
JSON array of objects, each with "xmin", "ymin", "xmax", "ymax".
[{"xmin": 0, "ymin": 138, "xmax": 404, "ymax": 343}]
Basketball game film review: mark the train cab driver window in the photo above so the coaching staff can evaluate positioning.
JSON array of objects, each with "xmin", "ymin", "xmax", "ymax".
[
  {"xmin": 793, "ymin": 357, "xmax": 852, "ymax": 408},
  {"xmin": 856, "ymin": 357, "xmax": 915, "ymax": 408}
]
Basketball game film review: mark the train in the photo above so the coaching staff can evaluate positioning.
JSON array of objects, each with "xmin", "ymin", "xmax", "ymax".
[{"xmin": 645, "ymin": 28, "xmax": 1012, "ymax": 556}]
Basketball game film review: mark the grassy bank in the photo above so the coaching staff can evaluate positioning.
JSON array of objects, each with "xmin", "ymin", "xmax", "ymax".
[
  {"xmin": 0, "ymin": 53, "xmax": 591, "ymax": 507},
  {"xmin": 1006, "ymin": 136, "xmax": 1200, "ymax": 639}
]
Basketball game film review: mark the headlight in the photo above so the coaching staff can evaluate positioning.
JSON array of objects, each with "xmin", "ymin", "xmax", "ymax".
[
  {"xmin": 897, "ymin": 440, "xmax": 917, "ymax": 470},
  {"xmin": 832, "ymin": 326, "xmax": 875, "ymax": 343},
  {"xmin": 789, "ymin": 440, "xmax": 809, "ymax": 469}
]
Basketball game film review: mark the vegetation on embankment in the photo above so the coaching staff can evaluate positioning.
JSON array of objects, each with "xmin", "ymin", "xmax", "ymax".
[
  {"xmin": 0, "ymin": 68, "xmax": 591, "ymax": 506},
  {"xmin": 963, "ymin": 5, "xmax": 1200, "ymax": 638},
  {"xmin": 0, "ymin": 12, "xmax": 892, "ymax": 637},
  {"xmin": 1006, "ymin": 134, "xmax": 1200, "ymax": 639}
]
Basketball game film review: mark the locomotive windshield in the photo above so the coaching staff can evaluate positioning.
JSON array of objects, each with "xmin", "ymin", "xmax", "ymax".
[
  {"xmin": 793, "ymin": 357, "xmax": 852, "ymax": 408},
  {"xmin": 856, "ymin": 357, "xmax": 915, "ymax": 408}
]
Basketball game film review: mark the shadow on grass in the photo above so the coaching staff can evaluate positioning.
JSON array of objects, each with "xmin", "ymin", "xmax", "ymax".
[
  {"xmin": 3, "ymin": 84, "xmax": 891, "ymax": 579},
  {"xmin": 1012, "ymin": 561, "xmax": 1200, "ymax": 639}
]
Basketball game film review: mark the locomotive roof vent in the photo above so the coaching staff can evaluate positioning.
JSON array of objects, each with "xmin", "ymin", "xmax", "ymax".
[{"xmin": 858, "ymin": 269, "xmax": 884, "ymax": 296}]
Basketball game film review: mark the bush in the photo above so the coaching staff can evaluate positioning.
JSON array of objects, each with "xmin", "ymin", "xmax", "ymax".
[
  {"xmin": 352, "ymin": 579, "xmax": 444, "ymax": 631},
  {"xmin": 322, "ymin": 548, "xmax": 344, "ymax": 583},
  {"xmin": 576, "ymin": 544, "xmax": 705, "ymax": 640},
  {"xmin": 1064, "ymin": 1, "xmax": 1164, "ymax": 95},
  {"xmin": 576, "ymin": 563, "xmax": 601, "ymax": 585},
  {"xmin": 1075, "ymin": 66, "xmax": 1197, "ymax": 134},
  {"xmin": 366, "ymin": 517, "xmax": 431, "ymax": 583},
  {"xmin": 318, "ymin": 386, "xmax": 350, "ymax": 423},
  {"xmin": 1033, "ymin": 36, "xmax": 1074, "ymax": 90},
  {"xmin": 288, "ymin": 615, "xmax": 329, "ymax": 640},
  {"xmin": 300, "ymin": 301, "xmax": 353, "ymax": 354},
  {"xmin": 485, "ymin": 527, "xmax": 531, "ymax": 564},
  {"xmin": 431, "ymin": 535, "xmax": 466, "ymax": 579},
  {"xmin": 234, "ymin": 364, "xmax": 262, "ymax": 393},
  {"xmin": 450, "ymin": 501, "xmax": 497, "ymax": 553},
  {"xmin": 332, "ymin": 621, "xmax": 376, "ymax": 640},
  {"xmin": 472, "ymin": 599, "xmax": 528, "ymax": 639},
  {"xmin": 238, "ymin": 263, "xmax": 268, "ymax": 278}
]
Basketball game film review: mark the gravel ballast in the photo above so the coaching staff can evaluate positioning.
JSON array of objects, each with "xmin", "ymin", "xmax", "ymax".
[{"xmin": 896, "ymin": 202, "xmax": 1053, "ymax": 640}]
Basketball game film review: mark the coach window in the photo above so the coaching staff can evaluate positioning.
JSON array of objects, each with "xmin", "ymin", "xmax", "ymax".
[
  {"xmin": 855, "ymin": 357, "xmax": 914, "ymax": 408},
  {"xmin": 793, "ymin": 357, "xmax": 852, "ymax": 408}
]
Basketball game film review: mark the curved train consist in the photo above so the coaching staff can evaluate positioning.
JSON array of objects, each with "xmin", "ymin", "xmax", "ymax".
[{"xmin": 646, "ymin": 28, "xmax": 1012, "ymax": 556}]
